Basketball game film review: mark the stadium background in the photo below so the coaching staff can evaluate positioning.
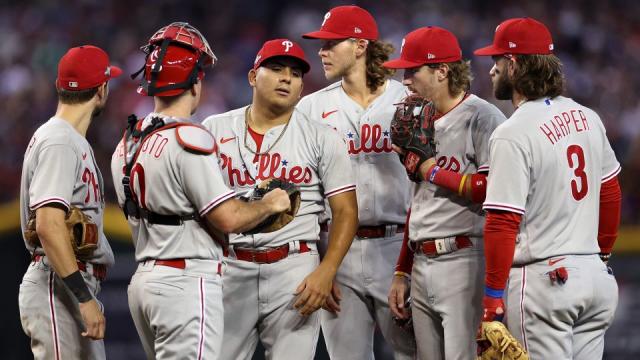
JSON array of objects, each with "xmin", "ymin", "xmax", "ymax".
[{"xmin": 1, "ymin": 0, "xmax": 638, "ymax": 358}]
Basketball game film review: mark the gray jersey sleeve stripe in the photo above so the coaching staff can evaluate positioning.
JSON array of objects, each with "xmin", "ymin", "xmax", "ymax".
[
  {"xmin": 199, "ymin": 191, "xmax": 236, "ymax": 216},
  {"xmin": 482, "ymin": 202, "xmax": 526, "ymax": 215},
  {"xmin": 478, "ymin": 165, "xmax": 490, "ymax": 172},
  {"xmin": 601, "ymin": 165, "xmax": 621, "ymax": 182},
  {"xmin": 325, "ymin": 184, "xmax": 356, "ymax": 198},
  {"xmin": 30, "ymin": 197, "xmax": 70, "ymax": 211}
]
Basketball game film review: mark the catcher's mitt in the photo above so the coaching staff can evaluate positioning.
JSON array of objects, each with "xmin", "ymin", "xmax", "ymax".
[
  {"xmin": 24, "ymin": 206, "xmax": 99, "ymax": 258},
  {"xmin": 390, "ymin": 94, "xmax": 437, "ymax": 182},
  {"xmin": 244, "ymin": 178, "xmax": 301, "ymax": 234},
  {"xmin": 477, "ymin": 321, "xmax": 529, "ymax": 360}
]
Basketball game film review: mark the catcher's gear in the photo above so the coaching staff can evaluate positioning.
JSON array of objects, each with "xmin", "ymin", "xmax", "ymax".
[
  {"xmin": 24, "ymin": 206, "xmax": 99, "ymax": 258},
  {"xmin": 392, "ymin": 296, "xmax": 414, "ymax": 335},
  {"xmin": 477, "ymin": 321, "xmax": 529, "ymax": 360},
  {"xmin": 390, "ymin": 94, "xmax": 437, "ymax": 182},
  {"xmin": 132, "ymin": 22, "xmax": 217, "ymax": 97},
  {"xmin": 244, "ymin": 178, "xmax": 301, "ymax": 234}
]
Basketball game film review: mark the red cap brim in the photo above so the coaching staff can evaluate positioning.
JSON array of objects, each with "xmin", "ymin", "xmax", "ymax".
[
  {"xmin": 382, "ymin": 58, "xmax": 424, "ymax": 69},
  {"xmin": 302, "ymin": 30, "xmax": 348, "ymax": 40},
  {"xmin": 108, "ymin": 65, "xmax": 123, "ymax": 79},
  {"xmin": 473, "ymin": 45, "xmax": 504, "ymax": 56}
]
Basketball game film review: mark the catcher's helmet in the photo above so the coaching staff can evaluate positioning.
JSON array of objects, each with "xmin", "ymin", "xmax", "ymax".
[{"xmin": 133, "ymin": 22, "xmax": 217, "ymax": 97}]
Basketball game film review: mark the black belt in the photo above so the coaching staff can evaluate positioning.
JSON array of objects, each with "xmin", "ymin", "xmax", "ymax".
[{"xmin": 139, "ymin": 209, "xmax": 198, "ymax": 226}]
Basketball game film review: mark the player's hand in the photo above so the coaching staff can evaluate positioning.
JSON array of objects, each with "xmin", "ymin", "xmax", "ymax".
[
  {"xmin": 391, "ymin": 144, "xmax": 405, "ymax": 156},
  {"xmin": 79, "ymin": 299, "xmax": 105, "ymax": 340},
  {"xmin": 388, "ymin": 275, "xmax": 410, "ymax": 319},
  {"xmin": 322, "ymin": 280, "xmax": 342, "ymax": 314},
  {"xmin": 293, "ymin": 264, "xmax": 335, "ymax": 316},
  {"xmin": 262, "ymin": 188, "xmax": 291, "ymax": 213}
]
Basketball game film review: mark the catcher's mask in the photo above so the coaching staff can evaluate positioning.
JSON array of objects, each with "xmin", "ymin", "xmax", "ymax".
[{"xmin": 132, "ymin": 22, "xmax": 217, "ymax": 97}]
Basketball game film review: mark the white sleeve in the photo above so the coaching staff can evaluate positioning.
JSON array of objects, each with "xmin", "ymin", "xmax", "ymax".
[
  {"xmin": 600, "ymin": 129, "xmax": 621, "ymax": 182},
  {"xmin": 29, "ymin": 144, "xmax": 78, "ymax": 210},
  {"xmin": 317, "ymin": 128, "xmax": 356, "ymax": 198},
  {"xmin": 179, "ymin": 150, "xmax": 235, "ymax": 216},
  {"xmin": 482, "ymin": 138, "xmax": 529, "ymax": 215}
]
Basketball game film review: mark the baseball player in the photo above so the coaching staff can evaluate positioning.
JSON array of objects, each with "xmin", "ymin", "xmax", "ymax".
[
  {"xmin": 383, "ymin": 27, "xmax": 507, "ymax": 359},
  {"xmin": 201, "ymin": 38, "xmax": 358, "ymax": 360},
  {"xmin": 111, "ymin": 23, "xmax": 291, "ymax": 360},
  {"xmin": 19, "ymin": 45, "xmax": 120, "ymax": 359},
  {"xmin": 474, "ymin": 17, "xmax": 621, "ymax": 359},
  {"xmin": 297, "ymin": 5, "xmax": 417, "ymax": 359}
]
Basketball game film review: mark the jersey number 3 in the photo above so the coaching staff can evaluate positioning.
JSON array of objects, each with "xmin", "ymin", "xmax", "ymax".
[{"xmin": 566, "ymin": 145, "xmax": 588, "ymax": 201}]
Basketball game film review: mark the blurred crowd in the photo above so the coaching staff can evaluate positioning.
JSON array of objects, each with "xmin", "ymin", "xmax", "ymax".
[{"xmin": 2, "ymin": 0, "xmax": 639, "ymax": 223}]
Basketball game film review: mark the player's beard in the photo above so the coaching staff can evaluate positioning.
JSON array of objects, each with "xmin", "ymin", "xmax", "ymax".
[{"xmin": 493, "ymin": 72, "xmax": 513, "ymax": 101}]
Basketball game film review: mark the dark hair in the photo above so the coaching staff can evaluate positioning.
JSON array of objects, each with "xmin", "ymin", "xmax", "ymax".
[
  {"xmin": 365, "ymin": 40, "xmax": 395, "ymax": 92},
  {"xmin": 56, "ymin": 86, "xmax": 99, "ymax": 105},
  {"xmin": 438, "ymin": 60, "xmax": 473, "ymax": 97},
  {"xmin": 511, "ymin": 54, "xmax": 564, "ymax": 99}
]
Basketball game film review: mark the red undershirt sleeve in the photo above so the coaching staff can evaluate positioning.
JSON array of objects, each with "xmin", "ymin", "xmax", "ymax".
[
  {"xmin": 484, "ymin": 209, "xmax": 522, "ymax": 292},
  {"xmin": 598, "ymin": 176, "xmax": 621, "ymax": 254}
]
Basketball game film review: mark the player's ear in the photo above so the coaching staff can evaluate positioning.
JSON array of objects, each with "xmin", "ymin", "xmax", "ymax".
[
  {"xmin": 354, "ymin": 39, "xmax": 368, "ymax": 57},
  {"xmin": 248, "ymin": 69, "xmax": 257, "ymax": 88},
  {"xmin": 437, "ymin": 64, "xmax": 449, "ymax": 82},
  {"xmin": 96, "ymin": 82, "xmax": 108, "ymax": 101}
]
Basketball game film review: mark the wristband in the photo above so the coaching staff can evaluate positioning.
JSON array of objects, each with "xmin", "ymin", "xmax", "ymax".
[
  {"xmin": 62, "ymin": 271, "xmax": 93, "ymax": 303},
  {"xmin": 394, "ymin": 271, "xmax": 411, "ymax": 280},
  {"xmin": 428, "ymin": 165, "xmax": 440, "ymax": 183},
  {"xmin": 484, "ymin": 286, "xmax": 504, "ymax": 299}
]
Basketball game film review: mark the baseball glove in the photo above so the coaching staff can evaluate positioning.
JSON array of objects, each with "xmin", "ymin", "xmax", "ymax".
[
  {"xmin": 24, "ymin": 206, "xmax": 99, "ymax": 258},
  {"xmin": 390, "ymin": 94, "xmax": 437, "ymax": 182},
  {"xmin": 477, "ymin": 321, "xmax": 529, "ymax": 360},
  {"xmin": 244, "ymin": 178, "xmax": 301, "ymax": 234}
]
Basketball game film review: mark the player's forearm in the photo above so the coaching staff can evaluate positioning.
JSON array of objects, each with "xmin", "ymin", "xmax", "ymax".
[
  {"xmin": 420, "ymin": 162, "xmax": 487, "ymax": 203},
  {"xmin": 35, "ymin": 208, "xmax": 80, "ymax": 277},
  {"xmin": 598, "ymin": 176, "xmax": 622, "ymax": 254},
  {"xmin": 209, "ymin": 198, "xmax": 277, "ymax": 234},
  {"xmin": 322, "ymin": 195, "xmax": 358, "ymax": 273},
  {"xmin": 484, "ymin": 210, "xmax": 521, "ymax": 295},
  {"xmin": 394, "ymin": 208, "xmax": 414, "ymax": 277}
]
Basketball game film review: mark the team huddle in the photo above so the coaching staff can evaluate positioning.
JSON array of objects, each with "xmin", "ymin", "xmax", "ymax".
[{"xmin": 18, "ymin": 5, "xmax": 622, "ymax": 360}]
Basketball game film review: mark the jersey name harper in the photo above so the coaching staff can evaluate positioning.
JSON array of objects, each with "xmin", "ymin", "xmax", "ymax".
[{"xmin": 539, "ymin": 107, "xmax": 591, "ymax": 145}]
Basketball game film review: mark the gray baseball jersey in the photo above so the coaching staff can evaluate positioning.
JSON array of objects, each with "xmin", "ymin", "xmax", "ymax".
[
  {"xmin": 483, "ymin": 96, "xmax": 621, "ymax": 265},
  {"xmin": 20, "ymin": 117, "xmax": 114, "ymax": 265},
  {"xmin": 296, "ymin": 79, "xmax": 411, "ymax": 225},
  {"xmin": 409, "ymin": 94, "xmax": 506, "ymax": 241},
  {"xmin": 297, "ymin": 79, "xmax": 417, "ymax": 359},
  {"xmin": 201, "ymin": 107, "xmax": 355, "ymax": 248},
  {"xmin": 111, "ymin": 113, "xmax": 234, "ymax": 261}
]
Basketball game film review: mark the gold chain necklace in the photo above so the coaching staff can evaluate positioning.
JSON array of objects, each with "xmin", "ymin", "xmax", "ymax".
[{"xmin": 243, "ymin": 105, "xmax": 291, "ymax": 156}]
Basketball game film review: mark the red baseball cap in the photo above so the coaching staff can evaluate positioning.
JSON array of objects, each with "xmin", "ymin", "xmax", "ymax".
[
  {"xmin": 474, "ymin": 17, "xmax": 554, "ymax": 56},
  {"xmin": 253, "ymin": 39, "xmax": 310, "ymax": 74},
  {"xmin": 383, "ymin": 26, "xmax": 462, "ymax": 69},
  {"xmin": 56, "ymin": 45, "xmax": 122, "ymax": 91},
  {"xmin": 302, "ymin": 5, "xmax": 378, "ymax": 41}
]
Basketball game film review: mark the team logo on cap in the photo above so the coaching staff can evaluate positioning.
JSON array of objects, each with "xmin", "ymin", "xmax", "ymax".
[
  {"xmin": 68, "ymin": 81, "xmax": 79, "ymax": 88},
  {"xmin": 427, "ymin": 53, "xmax": 436, "ymax": 60},
  {"xmin": 322, "ymin": 12, "xmax": 331, "ymax": 26},
  {"xmin": 509, "ymin": 42, "xmax": 517, "ymax": 48},
  {"xmin": 549, "ymin": 44, "xmax": 554, "ymax": 50},
  {"xmin": 282, "ymin": 40, "xmax": 293, "ymax": 52},
  {"xmin": 354, "ymin": 27, "xmax": 362, "ymax": 34},
  {"xmin": 104, "ymin": 66, "xmax": 111, "ymax": 76},
  {"xmin": 254, "ymin": 54, "xmax": 262, "ymax": 65}
]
